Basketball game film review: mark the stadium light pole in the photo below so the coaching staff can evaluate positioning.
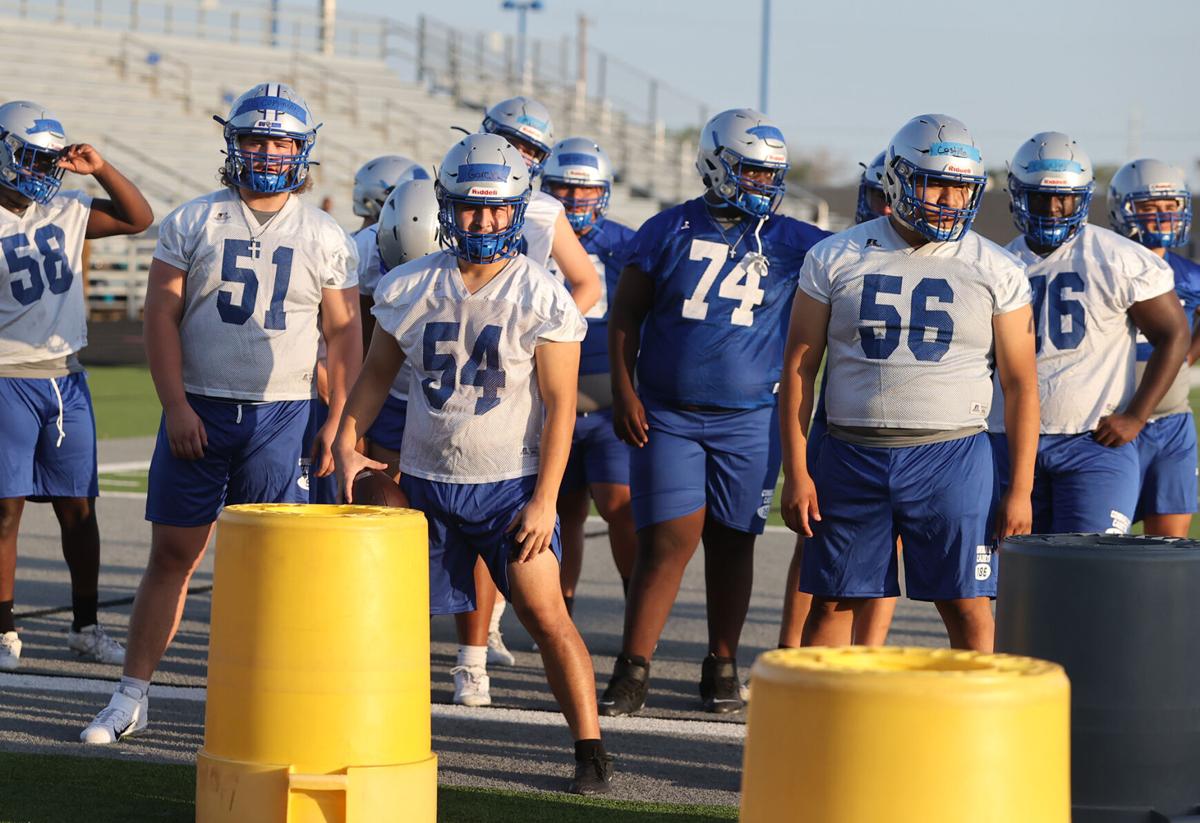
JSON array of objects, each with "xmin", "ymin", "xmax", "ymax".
[
  {"xmin": 502, "ymin": 0, "xmax": 543, "ymax": 92},
  {"xmin": 759, "ymin": 0, "xmax": 770, "ymax": 113}
]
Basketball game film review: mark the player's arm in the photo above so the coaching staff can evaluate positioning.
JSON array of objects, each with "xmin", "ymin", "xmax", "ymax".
[
  {"xmin": 778, "ymin": 291, "xmax": 829, "ymax": 537},
  {"xmin": 359, "ymin": 292, "xmax": 376, "ymax": 355},
  {"xmin": 509, "ymin": 339, "xmax": 581, "ymax": 562},
  {"xmin": 550, "ymin": 211, "xmax": 601, "ymax": 313},
  {"xmin": 143, "ymin": 257, "xmax": 206, "ymax": 460},
  {"xmin": 1186, "ymin": 305, "xmax": 1200, "ymax": 366},
  {"xmin": 1097, "ymin": 291, "xmax": 1190, "ymax": 446},
  {"xmin": 992, "ymin": 305, "xmax": 1038, "ymax": 539},
  {"xmin": 333, "ymin": 324, "xmax": 403, "ymax": 501},
  {"xmin": 55, "ymin": 145, "xmax": 154, "ymax": 239},
  {"xmin": 608, "ymin": 265, "xmax": 653, "ymax": 447},
  {"xmin": 314, "ymin": 286, "xmax": 363, "ymax": 477}
]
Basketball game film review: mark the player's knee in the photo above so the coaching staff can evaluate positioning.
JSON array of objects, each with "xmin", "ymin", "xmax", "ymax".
[
  {"xmin": 146, "ymin": 538, "xmax": 206, "ymax": 579},
  {"xmin": 592, "ymin": 485, "xmax": 631, "ymax": 524},
  {"xmin": 0, "ymin": 501, "xmax": 23, "ymax": 539},
  {"xmin": 52, "ymin": 497, "xmax": 95, "ymax": 531}
]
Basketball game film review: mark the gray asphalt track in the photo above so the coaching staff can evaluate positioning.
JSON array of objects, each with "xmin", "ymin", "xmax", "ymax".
[{"xmin": 1, "ymin": 437, "xmax": 949, "ymax": 809}]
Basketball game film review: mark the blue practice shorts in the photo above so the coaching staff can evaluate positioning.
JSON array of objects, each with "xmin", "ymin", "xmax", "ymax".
[
  {"xmin": 562, "ymin": 409, "xmax": 631, "ymax": 493},
  {"xmin": 1134, "ymin": 412, "xmax": 1199, "ymax": 519},
  {"xmin": 801, "ymin": 432, "xmax": 996, "ymax": 601},
  {"xmin": 146, "ymin": 395, "xmax": 309, "ymax": 527},
  {"xmin": 0, "ymin": 374, "xmax": 98, "ymax": 499},
  {"xmin": 992, "ymin": 432, "xmax": 1139, "ymax": 534},
  {"xmin": 366, "ymin": 394, "xmax": 408, "ymax": 452},
  {"xmin": 400, "ymin": 474, "xmax": 562, "ymax": 615},
  {"xmin": 301, "ymin": 398, "xmax": 339, "ymax": 504},
  {"xmin": 630, "ymin": 400, "xmax": 780, "ymax": 534}
]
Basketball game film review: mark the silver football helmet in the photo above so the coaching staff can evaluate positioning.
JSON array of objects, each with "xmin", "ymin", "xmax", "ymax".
[
  {"xmin": 376, "ymin": 179, "xmax": 441, "ymax": 272},
  {"xmin": 1108, "ymin": 158, "xmax": 1192, "ymax": 249},
  {"xmin": 0, "ymin": 100, "xmax": 67, "ymax": 204},
  {"xmin": 481, "ymin": 96, "xmax": 555, "ymax": 178},
  {"xmin": 215, "ymin": 82, "xmax": 319, "ymax": 193},
  {"xmin": 1007, "ymin": 132, "xmax": 1094, "ymax": 248},
  {"xmin": 882, "ymin": 114, "xmax": 986, "ymax": 242},
  {"xmin": 695, "ymin": 108, "xmax": 788, "ymax": 217},
  {"xmin": 541, "ymin": 137, "xmax": 614, "ymax": 232},
  {"xmin": 855, "ymin": 150, "xmax": 887, "ymax": 224},
  {"xmin": 436, "ymin": 133, "xmax": 532, "ymax": 263},
  {"xmin": 352, "ymin": 155, "xmax": 430, "ymax": 220}
]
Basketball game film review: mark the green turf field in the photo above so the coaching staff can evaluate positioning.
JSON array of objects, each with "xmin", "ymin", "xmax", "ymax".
[
  {"xmin": 0, "ymin": 752, "xmax": 736, "ymax": 823},
  {"xmin": 88, "ymin": 365, "xmax": 160, "ymax": 441}
]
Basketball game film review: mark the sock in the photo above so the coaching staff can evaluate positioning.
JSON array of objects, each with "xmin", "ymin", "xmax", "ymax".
[
  {"xmin": 488, "ymin": 599, "xmax": 506, "ymax": 635},
  {"xmin": 563, "ymin": 595, "xmax": 575, "ymax": 618},
  {"xmin": 0, "ymin": 600, "xmax": 14, "ymax": 634},
  {"xmin": 574, "ymin": 738, "xmax": 606, "ymax": 762},
  {"xmin": 119, "ymin": 675, "xmax": 150, "ymax": 699},
  {"xmin": 71, "ymin": 595, "xmax": 98, "ymax": 633},
  {"xmin": 457, "ymin": 645, "xmax": 487, "ymax": 669}
]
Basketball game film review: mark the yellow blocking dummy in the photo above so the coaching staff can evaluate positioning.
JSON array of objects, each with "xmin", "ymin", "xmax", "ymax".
[
  {"xmin": 196, "ymin": 504, "xmax": 435, "ymax": 823},
  {"xmin": 740, "ymin": 647, "xmax": 1069, "ymax": 823}
]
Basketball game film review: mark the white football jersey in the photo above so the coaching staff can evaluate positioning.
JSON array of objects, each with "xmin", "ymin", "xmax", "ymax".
[
  {"xmin": 353, "ymin": 223, "xmax": 384, "ymax": 297},
  {"xmin": 990, "ymin": 224, "xmax": 1174, "ymax": 434},
  {"xmin": 0, "ymin": 190, "xmax": 91, "ymax": 365},
  {"xmin": 522, "ymin": 190, "xmax": 563, "ymax": 267},
  {"xmin": 372, "ymin": 250, "xmax": 586, "ymax": 482},
  {"xmin": 155, "ymin": 189, "xmax": 358, "ymax": 402},
  {"xmin": 799, "ymin": 217, "xmax": 1030, "ymax": 431}
]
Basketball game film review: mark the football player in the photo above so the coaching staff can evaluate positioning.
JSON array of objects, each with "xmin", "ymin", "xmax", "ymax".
[
  {"xmin": 598, "ymin": 109, "xmax": 828, "ymax": 717},
  {"xmin": 1108, "ymin": 159, "xmax": 1200, "ymax": 537},
  {"xmin": 334, "ymin": 133, "xmax": 612, "ymax": 795},
  {"xmin": 782, "ymin": 114, "xmax": 1039, "ymax": 653},
  {"xmin": 777, "ymin": 149, "xmax": 897, "ymax": 649},
  {"xmin": 991, "ymin": 134, "xmax": 1188, "ymax": 536},
  {"xmin": 81, "ymin": 83, "xmax": 361, "ymax": 743},
  {"xmin": 541, "ymin": 137, "xmax": 637, "ymax": 613},
  {"xmin": 0, "ymin": 101, "xmax": 153, "ymax": 671}
]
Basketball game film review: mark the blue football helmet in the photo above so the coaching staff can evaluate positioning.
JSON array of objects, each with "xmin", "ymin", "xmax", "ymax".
[
  {"xmin": 882, "ymin": 114, "xmax": 986, "ymax": 242},
  {"xmin": 436, "ymin": 133, "xmax": 532, "ymax": 264},
  {"xmin": 1007, "ymin": 132, "xmax": 1094, "ymax": 248},
  {"xmin": 855, "ymin": 151, "xmax": 887, "ymax": 225},
  {"xmin": 0, "ymin": 100, "xmax": 67, "ymax": 204},
  {"xmin": 695, "ymin": 108, "xmax": 788, "ymax": 217},
  {"xmin": 1108, "ymin": 158, "xmax": 1192, "ymax": 249},
  {"xmin": 216, "ymin": 83, "xmax": 319, "ymax": 194},
  {"xmin": 541, "ymin": 137, "xmax": 614, "ymax": 233}
]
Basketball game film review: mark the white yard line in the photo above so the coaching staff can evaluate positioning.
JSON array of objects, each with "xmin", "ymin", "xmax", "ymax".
[
  {"xmin": 97, "ymin": 460, "xmax": 151, "ymax": 474},
  {"xmin": 0, "ymin": 672, "xmax": 745, "ymax": 740}
]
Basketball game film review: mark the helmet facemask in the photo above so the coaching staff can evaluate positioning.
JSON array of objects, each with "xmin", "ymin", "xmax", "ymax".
[
  {"xmin": 1119, "ymin": 191, "xmax": 1192, "ymax": 249},
  {"xmin": 1008, "ymin": 157, "xmax": 1094, "ymax": 248},
  {"xmin": 712, "ymin": 151, "xmax": 787, "ymax": 218},
  {"xmin": 544, "ymin": 179, "xmax": 610, "ymax": 232},
  {"xmin": 436, "ymin": 180, "xmax": 529, "ymax": 264},
  {"xmin": 888, "ymin": 156, "xmax": 985, "ymax": 242},
  {"xmin": 0, "ymin": 131, "xmax": 65, "ymax": 204},
  {"xmin": 224, "ymin": 130, "xmax": 315, "ymax": 194}
]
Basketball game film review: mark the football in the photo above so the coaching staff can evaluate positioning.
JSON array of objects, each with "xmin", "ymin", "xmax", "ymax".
[{"xmin": 351, "ymin": 469, "xmax": 409, "ymax": 508}]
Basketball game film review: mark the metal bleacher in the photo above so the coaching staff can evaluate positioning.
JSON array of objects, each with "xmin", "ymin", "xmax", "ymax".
[{"xmin": 0, "ymin": 0, "xmax": 827, "ymax": 319}]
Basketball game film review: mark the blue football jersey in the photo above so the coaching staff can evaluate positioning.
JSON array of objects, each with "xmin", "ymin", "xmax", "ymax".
[
  {"xmin": 1137, "ymin": 251, "xmax": 1200, "ymax": 362},
  {"xmin": 578, "ymin": 217, "xmax": 634, "ymax": 375},
  {"xmin": 626, "ymin": 198, "xmax": 829, "ymax": 409}
]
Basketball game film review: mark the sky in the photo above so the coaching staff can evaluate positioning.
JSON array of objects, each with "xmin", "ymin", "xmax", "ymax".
[{"xmin": 337, "ymin": 0, "xmax": 1200, "ymax": 184}]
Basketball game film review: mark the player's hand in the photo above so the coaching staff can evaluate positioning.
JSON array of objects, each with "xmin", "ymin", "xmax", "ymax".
[
  {"xmin": 333, "ymin": 439, "xmax": 387, "ymax": 503},
  {"xmin": 506, "ymin": 495, "xmax": 557, "ymax": 562},
  {"xmin": 780, "ymin": 473, "xmax": 821, "ymax": 537},
  {"xmin": 992, "ymin": 488, "xmax": 1032, "ymax": 542},
  {"xmin": 164, "ymin": 401, "xmax": 207, "ymax": 460},
  {"xmin": 56, "ymin": 144, "xmax": 105, "ymax": 176},
  {"xmin": 1094, "ymin": 413, "xmax": 1144, "ymax": 447},
  {"xmin": 311, "ymin": 417, "xmax": 339, "ymax": 478},
  {"xmin": 612, "ymin": 389, "xmax": 650, "ymax": 447}
]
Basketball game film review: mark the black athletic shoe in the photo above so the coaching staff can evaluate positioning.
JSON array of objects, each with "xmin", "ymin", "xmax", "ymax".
[
  {"xmin": 569, "ymin": 751, "xmax": 615, "ymax": 795},
  {"xmin": 598, "ymin": 655, "xmax": 649, "ymax": 717},
  {"xmin": 699, "ymin": 654, "xmax": 745, "ymax": 714}
]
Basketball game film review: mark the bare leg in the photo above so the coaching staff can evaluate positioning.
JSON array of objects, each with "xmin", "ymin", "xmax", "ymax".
[
  {"xmin": 934, "ymin": 597, "xmax": 994, "ymax": 652},
  {"xmin": 592, "ymin": 482, "xmax": 636, "ymax": 588},
  {"xmin": 0, "ymin": 498, "xmax": 24, "ymax": 609},
  {"xmin": 852, "ymin": 597, "xmax": 897, "ymax": 646},
  {"xmin": 122, "ymin": 523, "xmax": 214, "ymax": 681},
  {"xmin": 701, "ymin": 518, "xmax": 756, "ymax": 658},
  {"xmin": 454, "ymin": 557, "xmax": 497, "ymax": 647},
  {"xmin": 556, "ymin": 486, "xmax": 590, "ymax": 603},
  {"xmin": 620, "ymin": 507, "xmax": 706, "ymax": 660},
  {"xmin": 508, "ymin": 550, "xmax": 600, "ymax": 741},
  {"xmin": 1142, "ymin": 513, "xmax": 1192, "ymax": 538},
  {"xmin": 801, "ymin": 596, "xmax": 858, "ymax": 647},
  {"xmin": 777, "ymin": 537, "xmax": 812, "ymax": 648}
]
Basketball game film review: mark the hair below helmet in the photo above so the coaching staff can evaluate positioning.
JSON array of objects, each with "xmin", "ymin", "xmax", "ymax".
[
  {"xmin": 541, "ymin": 137, "xmax": 614, "ymax": 232},
  {"xmin": 1007, "ymin": 132, "xmax": 1094, "ymax": 248},
  {"xmin": 883, "ymin": 113, "xmax": 986, "ymax": 242},
  {"xmin": 0, "ymin": 100, "xmax": 67, "ymax": 204},
  {"xmin": 217, "ymin": 82, "xmax": 319, "ymax": 194},
  {"xmin": 695, "ymin": 108, "xmax": 788, "ymax": 218},
  {"xmin": 1108, "ymin": 158, "xmax": 1192, "ymax": 249},
  {"xmin": 436, "ymin": 133, "xmax": 532, "ymax": 264}
]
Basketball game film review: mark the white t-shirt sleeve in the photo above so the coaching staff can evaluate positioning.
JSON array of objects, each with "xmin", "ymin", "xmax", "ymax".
[
  {"xmin": 536, "ymin": 279, "xmax": 588, "ymax": 344},
  {"xmin": 322, "ymin": 226, "xmax": 359, "ymax": 289},
  {"xmin": 1127, "ymin": 249, "xmax": 1176, "ymax": 305},
  {"xmin": 153, "ymin": 203, "xmax": 193, "ymax": 271},
  {"xmin": 797, "ymin": 244, "xmax": 832, "ymax": 304},
  {"xmin": 992, "ymin": 252, "xmax": 1032, "ymax": 315}
]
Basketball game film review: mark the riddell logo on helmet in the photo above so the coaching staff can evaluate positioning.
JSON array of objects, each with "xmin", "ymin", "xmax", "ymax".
[
  {"xmin": 468, "ymin": 187, "xmax": 499, "ymax": 196},
  {"xmin": 945, "ymin": 164, "xmax": 974, "ymax": 174},
  {"xmin": 518, "ymin": 125, "xmax": 542, "ymax": 139}
]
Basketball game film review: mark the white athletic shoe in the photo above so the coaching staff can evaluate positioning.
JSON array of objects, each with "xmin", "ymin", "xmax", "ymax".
[
  {"xmin": 67, "ymin": 625, "xmax": 126, "ymax": 665},
  {"xmin": 451, "ymin": 665, "xmax": 492, "ymax": 707},
  {"xmin": 486, "ymin": 630, "xmax": 516, "ymax": 667},
  {"xmin": 0, "ymin": 631, "xmax": 21, "ymax": 672},
  {"xmin": 740, "ymin": 680, "xmax": 751, "ymax": 703},
  {"xmin": 80, "ymin": 688, "xmax": 148, "ymax": 744}
]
